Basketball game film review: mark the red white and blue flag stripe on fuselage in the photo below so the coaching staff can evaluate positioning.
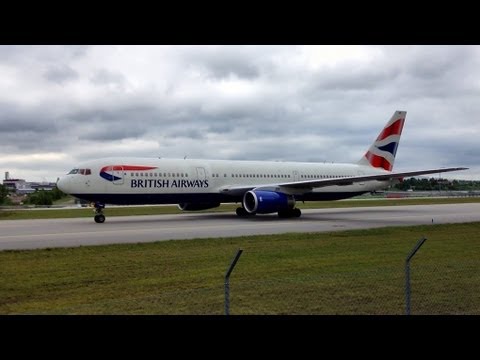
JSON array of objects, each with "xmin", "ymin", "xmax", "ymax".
[{"xmin": 100, "ymin": 165, "xmax": 157, "ymax": 182}]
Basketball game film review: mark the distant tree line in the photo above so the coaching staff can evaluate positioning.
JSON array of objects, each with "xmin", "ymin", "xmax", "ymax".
[
  {"xmin": 0, "ymin": 184, "xmax": 11, "ymax": 205},
  {"xmin": 23, "ymin": 187, "xmax": 67, "ymax": 206},
  {"xmin": 394, "ymin": 178, "xmax": 480, "ymax": 191}
]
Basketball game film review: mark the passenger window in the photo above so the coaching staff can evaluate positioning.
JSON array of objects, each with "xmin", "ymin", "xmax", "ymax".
[{"xmin": 79, "ymin": 169, "xmax": 85, "ymax": 175}]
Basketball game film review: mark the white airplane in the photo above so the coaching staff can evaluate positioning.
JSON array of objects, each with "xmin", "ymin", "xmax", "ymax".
[{"xmin": 57, "ymin": 111, "xmax": 467, "ymax": 223}]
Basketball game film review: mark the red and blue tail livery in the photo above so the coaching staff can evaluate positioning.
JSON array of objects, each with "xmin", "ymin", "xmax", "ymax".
[
  {"xmin": 57, "ymin": 110, "xmax": 467, "ymax": 223},
  {"xmin": 100, "ymin": 165, "xmax": 158, "ymax": 182},
  {"xmin": 359, "ymin": 110, "xmax": 406, "ymax": 171}
]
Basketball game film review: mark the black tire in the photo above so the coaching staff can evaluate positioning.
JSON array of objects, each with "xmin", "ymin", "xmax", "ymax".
[
  {"xmin": 236, "ymin": 207, "xmax": 248, "ymax": 217},
  {"xmin": 94, "ymin": 214, "xmax": 106, "ymax": 223},
  {"xmin": 294, "ymin": 208, "xmax": 301, "ymax": 218}
]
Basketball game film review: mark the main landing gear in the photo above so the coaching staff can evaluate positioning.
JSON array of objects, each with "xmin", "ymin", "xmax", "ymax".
[
  {"xmin": 93, "ymin": 202, "xmax": 106, "ymax": 223},
  {"xmin": 236, "ymin": 207, "xmax": 253, "ymax": 217},
  {"xmin": 278, "ymin": 208, "xmax": 301, "ymax": 218}
]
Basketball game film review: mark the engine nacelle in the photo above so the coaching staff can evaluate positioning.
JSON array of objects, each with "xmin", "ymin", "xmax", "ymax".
[
  {"xmin": 243, "ymin": 190, "xmax": 295, "ymax": 214},
  {"xmin": 178, "ymin": 202, "xmax": 220, "ymax": 211}
]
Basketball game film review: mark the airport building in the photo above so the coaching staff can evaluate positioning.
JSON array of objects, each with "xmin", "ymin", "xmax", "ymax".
[{"xmin": 3, "ymin": 172, "xmax": 56, "ymax": 195}]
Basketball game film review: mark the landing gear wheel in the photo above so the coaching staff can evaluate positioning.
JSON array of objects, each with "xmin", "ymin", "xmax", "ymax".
[
  {"xmin": 94, "ymin": 214, "xmax": 106, "ymax": 223},
  {"xmin": 93, "ymin": 202, "xmax": 106, "ymax": 223},
  {"xmin": 293, "ymin": 208, "xmax": 301, "ymax": 218},
  {"xmin": 236, "ymin": 207, "xmax": 251, "ymax": 217},
  {"xmin": 278, "ymin": 208, "xmax": 302, "ymax": 218}
]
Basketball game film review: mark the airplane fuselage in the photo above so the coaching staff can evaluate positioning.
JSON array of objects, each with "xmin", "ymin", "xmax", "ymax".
[{"xmin": 58, "ymin": 157, "xmax": 392, "ymax": 205}]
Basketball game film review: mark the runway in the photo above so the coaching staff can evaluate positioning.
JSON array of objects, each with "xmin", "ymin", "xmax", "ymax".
[{"xmin": 1, "ymin": 203, "xmax": 480, "ymax": 250}]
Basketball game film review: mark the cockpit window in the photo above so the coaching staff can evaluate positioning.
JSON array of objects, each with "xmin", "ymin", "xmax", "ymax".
[{"xmin": 68, "ymin": 168, "xmax": 91, "ymax": 175}]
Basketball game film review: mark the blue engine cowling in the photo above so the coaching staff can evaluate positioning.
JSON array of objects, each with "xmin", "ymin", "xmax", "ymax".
[{"xmin": 243, "ymin": 190, "xmax": 295, "ymax": 214}]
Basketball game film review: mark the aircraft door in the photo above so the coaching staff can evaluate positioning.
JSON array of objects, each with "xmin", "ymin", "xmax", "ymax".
[
  {"xmin": 293, "ymin": 170, "xmax": 299, "ymax": 182},
  {"xmin": 112, "ymin": 166, "xmax": 124, "ymax": 185},
  {"xmin": 196, "ymin": 167, "xmax": 206, "ymax": 180}
]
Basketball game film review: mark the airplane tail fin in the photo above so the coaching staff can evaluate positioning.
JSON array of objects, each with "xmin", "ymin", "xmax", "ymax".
[{"xmin": 358, "ymin": 110, "xmax": 406, "ymax": 171}]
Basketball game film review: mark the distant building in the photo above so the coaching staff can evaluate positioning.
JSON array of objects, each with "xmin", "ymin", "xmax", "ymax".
[
  {"xmin": 3, "ymin": 178, "xmax": 27, "ymax": 192},
  {"xmin": 3, "ymin": 172, "xmax": 56, "ymax": 194},
  {"xmin": 30, "ymin": 182, "xmax": 57, "ymax": 191}
]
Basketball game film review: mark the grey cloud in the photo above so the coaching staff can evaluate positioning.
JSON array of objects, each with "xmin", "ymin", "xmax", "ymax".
[
  {"xmin": 1, "ymin": 131, "xmax": 66, "ymax": 152},
  {"xmin": 0, "ymin": 45, "xmax": 89, "ymax": 65},
  {"xmin": 202, "ymin": 59, "xmax": 259, "ymax": 79},
  {"xmin": 167, "ymin": 127, "xmax": 205, "ymax": 140},
  {"xmin": 0, "ymin": 103, "xmax": 58, "ymax": 134},
  {"xmin": 403, "ymin": 46, "xmax": 474, "ymax": 80},
  {"xmin": 44, "ymin": 64, "xmax": 79, "ymax": 84},
  {"xmin": 77, "ymin": 125, "xmax": 145, "ymax": 142},
  {"xmin": 0, "ymin": 117, "xmax": 56, "ymax": 133},
  {"xmin": 177, "ymin": 46, "xmax": 262, "ymax": 80},
  {"xmin": 90, "ymin": 69, "xmax": 126, "ymax": 87},
  {"xmin": 1, "ymin": 45, "xmax": 480, "ymax": 181},
  {"xmin": 311, "ymin": 66, "xmax": 401, "ymax": 92}
]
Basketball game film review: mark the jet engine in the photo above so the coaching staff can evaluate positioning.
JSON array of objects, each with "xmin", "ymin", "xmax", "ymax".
[{"xmin": 242, "ymin": 190, "xmax": 295, "ymax": 214}]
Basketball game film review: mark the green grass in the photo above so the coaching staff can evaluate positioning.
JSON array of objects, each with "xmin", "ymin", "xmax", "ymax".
[
  {"xmin": 1, "ymin": 197, "xmax": 479, "ymax": 220},
  {"xmin": 1, "ymin": 222, "xmax": 479, "ymax": 314}
]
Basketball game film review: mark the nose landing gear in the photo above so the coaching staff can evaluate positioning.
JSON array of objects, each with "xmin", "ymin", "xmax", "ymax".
[{"xmin": 93, "ymin": 202, "xmax": 106, "ymax": 223}]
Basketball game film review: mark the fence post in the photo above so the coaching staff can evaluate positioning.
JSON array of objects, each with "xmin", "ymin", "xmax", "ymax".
[
  {"xmin": 225, "ymin": 249, "xmax": 243, "ymax": 316},
  {"xmin": 405, "ymin": 237, "xmax": 427, "ymax": 315}
]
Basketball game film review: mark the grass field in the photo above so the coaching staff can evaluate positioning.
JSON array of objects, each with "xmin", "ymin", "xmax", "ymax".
[
  {"xmin": 1, "ymin": 197, "xmax": 480, "ymax": 220},
  {"xmin": 1, "ymin": 222, "xmax": 479, "ymax": 314}
]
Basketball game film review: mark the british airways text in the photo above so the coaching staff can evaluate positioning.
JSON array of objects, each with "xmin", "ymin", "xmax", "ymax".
[{"xmin": 130, "ymin": 179, "xmax": 209, "ymax": 188}]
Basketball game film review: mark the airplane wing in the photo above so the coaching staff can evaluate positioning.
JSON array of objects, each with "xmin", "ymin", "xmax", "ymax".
[{"xmin": 219, "ymin": 167, "xmax": 468, "ymax": 196}]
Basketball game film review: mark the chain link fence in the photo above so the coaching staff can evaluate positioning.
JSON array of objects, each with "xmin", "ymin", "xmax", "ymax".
[
  {"xmin": 34, "ymin": 259, "xmax": 479, "ymax": 315},
  {"xmin": 407, "ymin": 259, "xmax": 480, "ymax": 315},
  {"xmin": 2, "ymin": 237, "xmax": 479, "ymax": 315}
]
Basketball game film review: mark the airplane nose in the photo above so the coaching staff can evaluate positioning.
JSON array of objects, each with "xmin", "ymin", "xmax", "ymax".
[{"xmin": 56, "ymin": 176, "xmax": 69, "ymax": 194}]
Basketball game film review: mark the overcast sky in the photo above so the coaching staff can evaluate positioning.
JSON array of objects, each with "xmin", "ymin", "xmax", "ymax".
[{"xmin": 0, "ymin": 45, "xmax": 478, "ymax": 182}]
